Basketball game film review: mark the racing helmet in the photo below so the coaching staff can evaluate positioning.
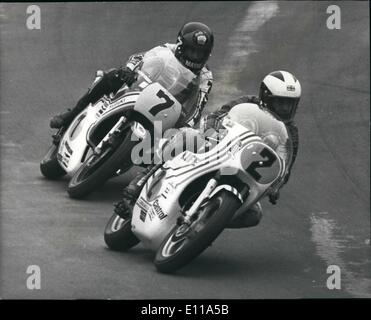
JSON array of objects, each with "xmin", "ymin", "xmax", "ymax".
[
  {"xmin": 259, "ymin": 71, "xmax": 301, "ymax": 122},
  {"xmin": 175, "ymin": 22, "xmax": 214, "ymax": 73}
]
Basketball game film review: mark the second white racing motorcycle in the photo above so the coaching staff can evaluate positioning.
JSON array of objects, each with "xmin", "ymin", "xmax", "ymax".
[
  {"xmin": 40, "ymin": 46, "xmax": 199, "ymax": 198},
  {"xmin": 104, "ymin": 107, "xmax": 286, "ymax": 273}
]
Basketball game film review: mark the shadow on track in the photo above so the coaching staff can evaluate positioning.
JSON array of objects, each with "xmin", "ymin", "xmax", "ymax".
[{"xmin": 102, "ymin": 243, "xmax": 299, "ymax": 279}]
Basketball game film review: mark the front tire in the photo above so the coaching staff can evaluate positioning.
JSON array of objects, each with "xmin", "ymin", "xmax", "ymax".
[
  {"xmin": 154, "ymin": 191, "xmax": 241, "ymax": 274},
  {"xmin": 40, "ymin": 143, "xmax": 66, "ymax": 180},
  {"xmin": 67, "ymin": 129, "xmax": 137, "ymax": 199},
  {"xmin": 104, "ymin": 214, "xmax": 140, "ymax": 251}
]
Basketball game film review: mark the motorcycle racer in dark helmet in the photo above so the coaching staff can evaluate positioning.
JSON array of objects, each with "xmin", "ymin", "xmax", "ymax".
[
  {"xmin": 50, "ymin": 22, "xmax": 214, "ymax": 216},
  {"xmin": 49, "ymin": 22, "xmax": 213, "ymax": 130},
  {"xmin": 174, "ymin": 21, "xmax": 214, "ymax": 74},
  {"xmin": 201, "ymin": 71, "xmax": 301, "ymax": 228}
]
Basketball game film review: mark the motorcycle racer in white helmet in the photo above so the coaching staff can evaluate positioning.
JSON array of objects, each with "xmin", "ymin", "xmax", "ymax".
[
  {"xmin": 259, "ymin": 70, "xmax": 301, "ymax": 124},
  {"xmin": 203, "ymin": 70, "xmax": 301, "ymax": 228}
]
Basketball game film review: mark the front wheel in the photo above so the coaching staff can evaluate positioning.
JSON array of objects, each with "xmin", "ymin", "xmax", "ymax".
[
  {"xmin": 154, "ymin": 191, "xmax": 241, "ymax": 274},
  {"xmin": 67, "ymin": 128, "xmax": 137, "ymax": 199},
  {"xmin": 40, "ymin": 143, "xmax": 66, "ymax": 180},
  {"xmin": 104, "ymin": 214, "xmax": 140, "ymax": 251}
]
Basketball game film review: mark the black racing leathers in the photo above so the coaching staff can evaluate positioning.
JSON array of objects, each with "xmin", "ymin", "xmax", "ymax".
[
  {"xmin": 73, "ymin": 67, "xmax": 135, "ymax": 115},
  {"xmin": 54, "ymin": 43, "xmax": 213, "ymax": 129}
]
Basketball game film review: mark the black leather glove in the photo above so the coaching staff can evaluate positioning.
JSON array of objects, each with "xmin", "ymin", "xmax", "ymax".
[
  {"xmin": 268, "ymin": 190, "xmax": 280, "ymax": 205},
  {"xmin": 249, "ymin": 96, "xmax": 261, "ymax": 105},
  {"xmin": 117, "ymin": 67, "xmax": 137, "ymax": 87}
]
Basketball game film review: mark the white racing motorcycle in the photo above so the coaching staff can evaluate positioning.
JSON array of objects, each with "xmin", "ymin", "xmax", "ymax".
[
  {"xmin": 104, "ymin": 105, "xmax": 287, "ymax": 273},
  {"xmin": 40, "ymin": 46, "xmax": 199, "ymax": 198}
]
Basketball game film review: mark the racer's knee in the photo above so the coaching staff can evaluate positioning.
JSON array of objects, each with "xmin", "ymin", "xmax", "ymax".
[
  {"xmin": 88, "ymin": 70, "xmax": 104, "ymax": 91},
  {"xmin": 248, "ymin": 202, "xmax": 263, "ymax": 227},
  {"xmin": 227, "ymin": 202, "xmax": 263, "ymax": 229},
  {"xmin": 86, "ymin": 70, "xmax": 112, "ymax": 101},
  {"xmin": 122, "ymin": 167, "xmax": 150, "ymax": 200},
  {"xmin": 89, "ymin": 68, "xmax": 123, "ymax": 97}
]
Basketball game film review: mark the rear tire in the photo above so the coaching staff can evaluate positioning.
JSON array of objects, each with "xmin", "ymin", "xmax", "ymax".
[
  {"xmin": 40, "ymin": 143, "xmax": 66, "ymax": 180},
  {"xmin": 154, "ymin": 191, "xmax": 241, "ymax": 274},
  {"xmin": 104, "ymin": 214, "xmax": 140, "ymax": 251},
  {"xmin": 67, "ymin": 129, "xmax": 137, "ymax": 199}
]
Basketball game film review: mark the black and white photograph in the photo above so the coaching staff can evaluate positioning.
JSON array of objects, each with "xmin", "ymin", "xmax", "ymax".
[{"xmin": 0, "ymin": 1, "xmax": 370, "ymax": 303}]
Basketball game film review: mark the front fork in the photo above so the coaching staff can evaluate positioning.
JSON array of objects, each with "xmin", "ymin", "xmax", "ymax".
[
  {"xmin": 181, "ymin": 176, "xmax": 220, "ymax": 226},
  {"xmin": 93, "ymin": 116, "xmax": 128, "ymax": 154},
  {"xmin": 179, "ymin": 173, "xmax": 249, "ymax": 227}
]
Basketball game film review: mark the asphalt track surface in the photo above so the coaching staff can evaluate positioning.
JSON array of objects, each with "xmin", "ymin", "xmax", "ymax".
[{"xmin": 0, "ymin": 2, "xmax": 370, "ymax": 299}]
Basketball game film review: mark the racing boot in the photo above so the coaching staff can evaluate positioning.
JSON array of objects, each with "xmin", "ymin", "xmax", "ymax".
[
  {"xmin": 50, "ymin": 108, "xmax": 77, "ymax": 129},
  {"xmin": 227, "ymin": 202, "xmax": 263, "ymax": 228},
  {"xmin": 113, "ymin": 163, "xmax": 163, "ymax": 219},
  {"xmin": 49, "ymin": 91, "xmax": 91, "ymax": 129},
  {"xmin": 50, "ymin": 68, "xmax": 132, "ymax": 129},
  {"xmin": 49, "ymin": 77, "xmax": 102, "ymax": 129}
]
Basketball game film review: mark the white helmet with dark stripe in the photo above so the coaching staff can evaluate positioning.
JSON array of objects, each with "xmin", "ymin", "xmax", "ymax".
[{"xmin": 259, "ymin": 70, "xmax": 301, "ymax": 122}]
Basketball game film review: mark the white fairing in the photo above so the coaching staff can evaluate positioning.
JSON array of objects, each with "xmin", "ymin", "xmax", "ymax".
[
  {"xmin": 57, "ymin": 93, "xmax": 139, "ymax": 175},
  {"xmin": 57, "ymin": 102, "xmax": 102, "ymax": 175},
  {"xmin": 134, "ymin": 82, "xmax": 182, "ymax": 131},
  {"xmin": 131, "ymin": 112, "xmax": 286, "ymax": 250},
  {"xmin": 57, "ymin": 46, "xmax": 197, "ymax": 176},
  {"xmin": 228, "ymin": 103, "xmax": 290, "ymax": 167}
]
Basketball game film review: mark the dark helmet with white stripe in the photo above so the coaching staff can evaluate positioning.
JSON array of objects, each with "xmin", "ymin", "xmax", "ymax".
[
  {"xmin": 259, "ymin": 71, "xmax": 301, "ymax": 123},
  {"xmin": 175, "ymin": 22, "xmax": 214, "ymax": 73}
]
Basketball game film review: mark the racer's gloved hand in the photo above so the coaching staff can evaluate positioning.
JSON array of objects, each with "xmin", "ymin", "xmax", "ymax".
[
  {"xmin": 268, "ymin": 190, "xmax": 280, "ymax": 205},
  {"xmin": 116, "ymin": 67, "xmax": 137, "ymax": 87},
  {"xmin": 201, "ymin": 110, "xmax": 227, "ymax": 132},
  {"xmin": 50, "ymin": 108, "xmax": 74, "ymax": 129},
  {"xmin": 249, "ymin": 96, "xmax": 261, "ymax": 105}
]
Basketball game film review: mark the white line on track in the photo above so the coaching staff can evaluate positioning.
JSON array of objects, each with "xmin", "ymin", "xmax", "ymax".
[
  {"xmin": 1, "ymin": 142, "xmax": 22, "ymax": 148},
  {"xmin": 0, "ymin": 3, "xmax": 7, "ymax": 19},
  {"xmin": 210, "ymin": 1, "xmax": 279, "ymax": 108},
  {"xmin": 310, "ymin": 212, "xmax": 371, "ymax": 297}
]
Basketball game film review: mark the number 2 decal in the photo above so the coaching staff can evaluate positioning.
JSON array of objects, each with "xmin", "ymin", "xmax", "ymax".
[
  {"xmin": 149, "ymin": 90, "xmax": 174, "ymax": 116},
  {"xmin": 246, "ymin": 147, "xmax": 276, "ymax": 182}
]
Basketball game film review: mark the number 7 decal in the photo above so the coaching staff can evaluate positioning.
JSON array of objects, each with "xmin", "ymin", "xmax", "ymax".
[{"xmin": 149, "ymin": 90, "xmax": 174, "ymax": 116}]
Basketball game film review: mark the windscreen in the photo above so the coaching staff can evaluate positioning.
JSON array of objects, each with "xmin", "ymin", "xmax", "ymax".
[
  {"xmin": 227, "ymin": 104, "xmax": 260, "ymax": 133},
  {"xmin": 138, "ymin": 47, "xmax": 200, "ymax": 109}
]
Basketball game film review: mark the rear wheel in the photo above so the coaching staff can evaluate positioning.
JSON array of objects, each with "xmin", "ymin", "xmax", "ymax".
[
  {"xmin": 154, "ymin": 191, "xmax": 241, "ymax": 273},
  {"xmin": 67, "ymin": 128, "xmax": 137, "ymax": 199},
  {"xmin": 40, "ymin": 143, "xmax": 66, "ymax": 180},
  {"xmin": 104, "ymin": 214, "xmax": 140, "ymax": 251}
]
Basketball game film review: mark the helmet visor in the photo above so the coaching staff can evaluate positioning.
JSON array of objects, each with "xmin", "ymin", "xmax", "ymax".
[
  {"xmin": 267, "ymin": 96, "xmax": 299, "ymax": 122},
  {"xmin": 183, "ymin": 46, "xmax": 208, "ymax": 63}
]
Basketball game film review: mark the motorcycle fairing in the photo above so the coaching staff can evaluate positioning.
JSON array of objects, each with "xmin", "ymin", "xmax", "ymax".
[
  {"xmin": 133, "ymin": 82, "xmax": 182, "ymax": 132},
  {"xmin": 131, "ymin": 120, "xmax": 285, "ymax": 250},
  {"xmin": 57, "ymin": 91, "xmax": 140, "ymax": 175}
]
